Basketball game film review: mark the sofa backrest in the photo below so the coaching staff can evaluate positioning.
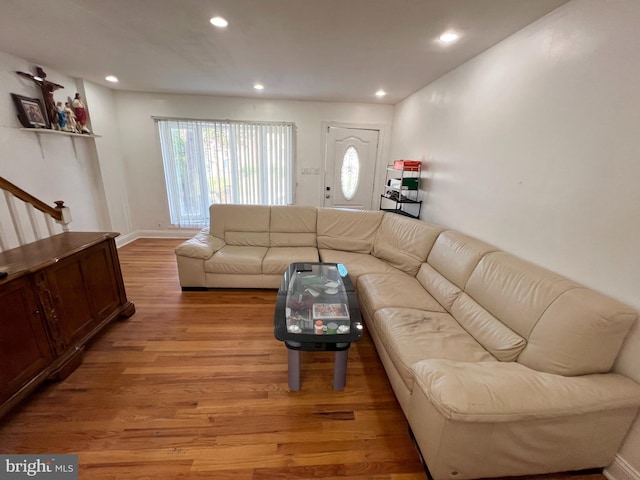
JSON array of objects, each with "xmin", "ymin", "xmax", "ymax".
[
  {"xmin": 516, "ymin": 287, "xmax": 637, "ymax": 375},
  {"xmin": 465, "ymin": 252, "xmax": 637, "ymax": 375},
  {"xmin": 210, "ymin": 204, "xmax": 271, "ymax": 246},
  {"xmin": 419, "ymin": 231, "xmax": 526, "ymax": 362},
  {"xmin": 269, "ymin": 206, "xmax": 317, "ymax": 247},
  {"xmin": 372, "ymin": 213, "xmax": 443, "ymax": 276},
  {"xmin": 420, "ymin": 230, "xmax": 637, "ymax": 372},
  {"xmin": 316, "ymin": 208, "xmax": 383, "ymax": 253},
  {"xmin": 426, "ymin": 230, "xmax": 497, "ymax": 290},
  {"xmin": 465, "ymin": 252, "xmax": 577, "ymax": 339}
]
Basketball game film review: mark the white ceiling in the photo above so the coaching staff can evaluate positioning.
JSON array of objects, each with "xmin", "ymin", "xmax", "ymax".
[{"xmin": 0, "ymin": 0, "xmax": 569, "ymax": 104}]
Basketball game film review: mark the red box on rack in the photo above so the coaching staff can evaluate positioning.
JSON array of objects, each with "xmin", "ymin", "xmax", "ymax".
[{"xmin": 393, "ymin": 160, "xmax": 421, "ymax": 171}]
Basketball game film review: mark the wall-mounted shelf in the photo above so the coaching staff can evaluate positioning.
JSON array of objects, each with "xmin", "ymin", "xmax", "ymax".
[
  {"xmin": 19, "ymin": 128, "xmax": 101, "ymax": 159},
  {"xmin": 19, "ymin": 128, "xmax": 102, "ymax": 139}
]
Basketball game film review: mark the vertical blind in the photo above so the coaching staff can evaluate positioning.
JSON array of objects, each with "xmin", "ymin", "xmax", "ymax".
[{"xmin": 157, "ymin": 118, "xmax": 295, "ymax": 227}]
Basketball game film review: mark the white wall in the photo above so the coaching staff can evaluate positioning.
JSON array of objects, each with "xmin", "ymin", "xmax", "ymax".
[
  {"xmin": 0, "ymin": 51, "xmax": 110, "ymax": 249},
  {"xmin": 83, "ymin": 80, "xmax": 133, "ymax": 236},
  {"xmin": 390, "ymin": 0, "xmax": 640, "ymax": 473},
  {"xmin": 114, "ymin": 92, "xmax": 393, "ymax": 230}
]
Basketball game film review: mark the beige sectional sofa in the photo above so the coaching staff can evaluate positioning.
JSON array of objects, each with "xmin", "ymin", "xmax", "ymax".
[{"xmin": 175, "ymin": 204, "xmax": 640, "ymax": 480}]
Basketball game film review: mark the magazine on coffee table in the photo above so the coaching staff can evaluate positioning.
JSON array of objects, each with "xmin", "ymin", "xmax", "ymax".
[{"xmin": 312, "ymin": 303, "xmax": 350, "ymax": 321}]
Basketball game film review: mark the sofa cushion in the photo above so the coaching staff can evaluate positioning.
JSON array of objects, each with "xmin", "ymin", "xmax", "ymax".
[
  {"xmin": 358, "ymin": 273, "xmax": 446, "ymax": 313},
  {"xmin": 451, "ymin": 293, "xmax": 526, "ymax": 362},
  {"xmin": 465, "ymin": 252, "xmax": 577, "ymax": 339},
  {"xmin": 372, "ymin": 214, "xmax": 443, "ymax": 276},
  {"xmin": 318, "ymin": 250, "xmax": 402, "ymax": 286},
  {"xmin": 269, "ymin": 205, "xmax": 317, "ymax": 247},
  {"xmin": 204, "ymin": 246, "xmax": 267, "ymax": 275},
  {"xmin": 411, "ymin": 359, "xmax": 640, "ymax": 422},
  {"xmin": 175, "ymin": 228, "xmax": 225, "ymax": 260},
  {"xmin": 416, "ymin": 263, "xmax": 462, "ymax": 311},
  {"xmin": 517, "ymin": 288, "xmax": 637, "ymax": 375},
  {"xmin": 210, "ymin": 204, "xmax": 271, "ymax": 246},
  {"xmin": 262, "ymin": 247, "xmax": 319, "ymax": 275},
  {"xmin": 427, "ymin": 230, "xmax": 497, "ymax": 289},
  {"xmin": 373, "ymin": 308, "xmax": 496, "ymax": 391},
  {"xmin": 317, "ymin": 208, "xmax": 383, "ymax": 253}
]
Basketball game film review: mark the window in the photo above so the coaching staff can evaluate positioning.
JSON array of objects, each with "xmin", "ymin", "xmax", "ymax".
[
  {"xmin": 157, "ymin": 118, "xmax": 295, "ymax": 227},
  {"xmin": 340, "ymin": 146, "xmax": 360, "ymax": 200}
]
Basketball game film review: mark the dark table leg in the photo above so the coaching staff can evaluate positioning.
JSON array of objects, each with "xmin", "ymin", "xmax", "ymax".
[
  {"xmin": 333, "ymin": 349, "xmax": 349, "ymax": 390},
  {"xmin": 288, "ymin": 349, "xmax": 301, "ymax": 391}
]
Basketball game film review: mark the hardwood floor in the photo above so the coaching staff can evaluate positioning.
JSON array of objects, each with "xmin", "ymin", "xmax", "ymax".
[{"xmin": 0, "ymin": 239, "xmax": 607, "ymax": 480}]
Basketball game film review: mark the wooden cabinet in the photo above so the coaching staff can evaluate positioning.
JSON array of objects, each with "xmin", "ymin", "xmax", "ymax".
[{"xmin": 0, "ymin": 232, "xmax": 134, "ymax": 418}]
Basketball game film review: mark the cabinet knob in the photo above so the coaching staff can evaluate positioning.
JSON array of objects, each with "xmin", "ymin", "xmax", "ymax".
[{"xmin": 34, "ymin": 309, "xmax": 40, "ymax": 316}]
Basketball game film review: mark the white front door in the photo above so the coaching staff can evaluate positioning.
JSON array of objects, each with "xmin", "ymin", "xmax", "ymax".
[{"xmin": 323, "ymin": 126, "xmax": 379, "ymax": 209}]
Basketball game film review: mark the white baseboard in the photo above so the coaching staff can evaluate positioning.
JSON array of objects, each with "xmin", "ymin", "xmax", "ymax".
[
  {"xmin": 115, "ymin": 229, "xmax": 199, "ymax": 248},
  {"xmin": 605, "ymin": 455, "xmax": 640, "ymax": 480},
  {"xmin": 115, "ymin": 231, "xmax": 138, "ymax": 248}
]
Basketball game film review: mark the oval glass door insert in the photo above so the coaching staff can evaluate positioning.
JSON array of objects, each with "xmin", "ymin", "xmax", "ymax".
[{"xmin": 341, "ymin": 146, "xmax": 360, "ymax": 200}]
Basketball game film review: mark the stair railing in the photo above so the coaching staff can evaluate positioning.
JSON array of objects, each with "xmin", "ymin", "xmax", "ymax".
[{"xmin": 0, "ymin": 176, "xmax": 72, "ymax": 252}]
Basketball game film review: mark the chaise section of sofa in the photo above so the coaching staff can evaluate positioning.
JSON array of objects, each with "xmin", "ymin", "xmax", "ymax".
[
  {"xmin": 175, "ymin": 204, "xmax": 640, "ymax": 479},
  {"xmin": 357, "ymin": 227, "xmax": 640, "ymax": 479},
  {"xmin": 409, "ymin": 359, "xmax": 640, "ymax": 480}
]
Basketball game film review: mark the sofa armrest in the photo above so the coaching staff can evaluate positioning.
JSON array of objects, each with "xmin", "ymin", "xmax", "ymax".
[
  {"xmin": 411, "ymin": 359, "xmax": 640, "ymax": 423},
  {"xmin": 175, "ymin": 228, "xmax": 225, "ymax": 260}
]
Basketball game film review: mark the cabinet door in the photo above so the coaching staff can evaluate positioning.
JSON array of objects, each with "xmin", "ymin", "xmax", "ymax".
[
  {"xmin": 45, "ymin": 240, "xmax": 120, "ymax": 347},
  {"xmin": 81, "ymin": 240, "xmax": 121, "ymax": 321},
  {"xmin": 0, "ymin": 277, "xmax": 53, "ymax": 404}
]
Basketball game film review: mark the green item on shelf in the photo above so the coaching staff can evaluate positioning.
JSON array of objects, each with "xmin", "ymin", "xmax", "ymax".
[{"xmin": 401, "ymin": 177, "xmax": 419, "ymax": 189}]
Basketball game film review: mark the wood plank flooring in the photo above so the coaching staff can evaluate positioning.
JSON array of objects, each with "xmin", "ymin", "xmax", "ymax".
[{"xmin": 0, "ymin": 238, "xmax": 607, "ymax": 480}]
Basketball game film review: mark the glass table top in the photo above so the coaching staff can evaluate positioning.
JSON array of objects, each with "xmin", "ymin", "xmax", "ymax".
[{"xmin": 274, "ymin": 263, "xmax": 363, "ymax": 347}]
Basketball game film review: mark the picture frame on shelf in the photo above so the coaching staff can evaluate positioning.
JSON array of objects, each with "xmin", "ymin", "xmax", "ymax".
[{"xmin": 10, "ymin": 93, "xmax": 49, "ymax": 129}]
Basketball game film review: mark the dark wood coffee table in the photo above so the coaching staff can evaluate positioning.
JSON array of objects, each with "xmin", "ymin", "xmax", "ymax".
[{"xmin": 274, "ymin": 262, "xmax": 363, "ymax": 390}]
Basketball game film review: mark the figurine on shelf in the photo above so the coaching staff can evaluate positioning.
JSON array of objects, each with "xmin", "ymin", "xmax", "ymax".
[
  {"xmin": 44, "ymin": 83, "xmax": 58, "ymax": 129},
  {"xmin": 64, "ymin": 102, "xmax": 79, "ymax": 133},
  {"xmin": 71, "ymin": 93, "xmax": 91, "ymax": 134},
  {"xmin": 55, "ymin": 101, "xmax": 67, "ymax": 130}
]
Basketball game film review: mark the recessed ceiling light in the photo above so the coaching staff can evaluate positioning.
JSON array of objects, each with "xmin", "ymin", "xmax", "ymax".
[
  {"xmin": 439, "ymin": 31, "xmax": 460, "ymax": 44},
  {"xmin": 105, "ymin": 75, "xmax": 119, "ymax": 83},
  {"xmin": 375, "ymin": 90, "xmax": 387, "ymax": 97},
  {"xmin": 210, "ymin": 16, "xmax": 228, "ymax": 28},
  {"xmin": 254, "ymin": 83, "xmax": 264, "ymax": 91}
]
